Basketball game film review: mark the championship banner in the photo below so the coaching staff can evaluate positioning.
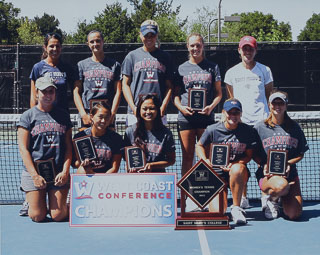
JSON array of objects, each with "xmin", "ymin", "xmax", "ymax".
[{"xmin": 70, "ymin": 173, "xmax": 176, "ymax": 227}]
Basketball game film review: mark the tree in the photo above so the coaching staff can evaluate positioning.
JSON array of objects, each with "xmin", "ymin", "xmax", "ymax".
[
  {"xmin": 0, "ymin": 0, "xmax": 20, "ymax": 44},
  {"xmin": 298, "ymin": 13, "xmax": 320, "ymax": 41},
  {"xmin": 66, "ymin": 2, "xmax": 134, "ymax": 44},
  {"xmin": 128, "ymin": 0, "xmax": 186, "ymax": 42},
  {"xmin": 67, "ymin": 0, "xmax": 186, "ymax": 43},
  {"xmin": 17, "ymin": 17, "xmax": 43, "ymax": 44},
  {"xmin": 223, "ymin": 12, "xmax": 292, "ymax": 42},
  {"xmin": 156, "ymin": 15, "xmax": 186, "ymax": 42},
  {"xmin": 189, "ymin": 9, "xmax": 292, "ymax": 43},
  {"xmin": 94, "ymin": 2, "xmax": 135, "ymax": 43},
  {"xmin": 34, "ymin": 13, "xmax": 62, "ymax": 36},
  {"xmin": 187, "ymin": 6, "xmax": 218, "ymax": 41}
]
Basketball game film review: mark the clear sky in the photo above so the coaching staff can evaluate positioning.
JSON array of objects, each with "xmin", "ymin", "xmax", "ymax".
[{"xmin": 7, "ymin": 0, "xmax": 320, "ymax": 41}]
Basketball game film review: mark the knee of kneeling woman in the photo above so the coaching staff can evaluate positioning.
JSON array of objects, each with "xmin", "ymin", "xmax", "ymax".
[
  {"xmin": 284, "ymin": 207, "xmax": 302, "ymax": 221},
  {"xmin": 29, "ymin": 211, "xmax": 47, "ymax": 222},
  {"xmin": 271, "ymin": 177, "xmax": 289, "ymax": 195},
  {"xmin": 50, "ymin": 209, "xmax": 68, "ymax": 222}
]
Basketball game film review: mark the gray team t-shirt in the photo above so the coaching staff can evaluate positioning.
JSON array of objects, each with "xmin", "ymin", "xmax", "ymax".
[
  {"xmin": 200, "ymin": 122, "xmax": 256, "ymax": 175},
  {"xmin": 73, "ymin": 127, "xmax": 123, "ymax": 173},
  {"xmin": 121, "ymin": 47, "xmax": 174, "ymax": 113},
  {"xmin": 123, "ymin": 124, "xmax": 176, "ymax": 172},
  {"xmin": 77, "ymin": 57, "xmax": 121, "ymax": 110},
  {"xmin": 254, "ymin": 120, "xmax": 309, "ymax": 171},
  {"xmin": 18, "ymin": 106, "xmax": 72, "ymax": 173},
  {"xmin": 176, "ymin": 59, "xmax": 221, "ymax": 123}
]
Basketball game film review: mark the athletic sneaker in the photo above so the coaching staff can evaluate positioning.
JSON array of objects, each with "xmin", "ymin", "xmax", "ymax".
[
  {"xmin": 262, "ymin": 196, "xmax": 280, "ymax": 219},
  {"xmin": 231, "ymin": 205, "xmax": 247, "ymax": 225},
  {"xmin": 19, "ymin": 201, "xmax": 29, "ymax": 216},
  {"xmin": 240, "ymin": 196, "xmax": 250, "ymax": 209}
]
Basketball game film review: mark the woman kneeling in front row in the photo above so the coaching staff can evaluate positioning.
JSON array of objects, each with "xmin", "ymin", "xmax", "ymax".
[
  {"xmin": 196, "ymin": 99, "xmax": 256, "ymax": 225},
  {"xmin": 254, "ymin": 91, "xmax": 309, "ymax": 220}
]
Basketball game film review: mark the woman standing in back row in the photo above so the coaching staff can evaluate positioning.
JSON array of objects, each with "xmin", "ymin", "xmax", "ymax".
[
  {"xmin": 29, "ymin": 33, "xmax": 76, "ymax": 111},
  {"xmin": 73, "ymin": 30, "xmax": 121, "ymax": 129},
  {"xmin": 122, "ymin": 19, "xmax": 175, "ymax": 126},
  {"xmin": 224, "ymin": 35, "xmax": 274, "ymax": 208},
  {"xmin": 174, "ymin": 33, "xmax": 222, "ymax": 177}
]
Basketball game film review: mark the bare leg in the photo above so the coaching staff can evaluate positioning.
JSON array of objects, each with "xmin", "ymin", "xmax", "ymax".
[
  {"xmin": 26, "ymin": 189, "xmax": 47, "ymax": 222},
  {"xmin": 260, "ymin": 176, "xmax": 290, "ymax": 199},
  {"xmin": 229, "ymin": 163, "xmax": 248, "ymax": 206},
  {"xmin": 48, "ymin": 188, "xmax": 69, "ymax": 222},
  {"xmin": 282, "ymin": 179, "xmax": 303, "ymax": 220},
  {"xmin": 209, "ymin": 188, "xmax": 228, "ymax": 213},
  {"xmin": 179, "ymin": 129, "xmax": 197, "ymax": 176}
]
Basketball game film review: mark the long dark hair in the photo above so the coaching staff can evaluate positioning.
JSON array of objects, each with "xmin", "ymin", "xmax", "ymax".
[
  {"xmin": 264, "ymin": 90, "xmax": 294, "ymax": 131},
  {"xmin": 134, "ymin": 94, "xmax": 164, "ymax": 149},
  {"xmin": 41, "ymin": 33, "xmax": 63, "ymax": 60},
  {"xmin": 90, "ymin": 100, "xmax": 111, "ymax": 116}
]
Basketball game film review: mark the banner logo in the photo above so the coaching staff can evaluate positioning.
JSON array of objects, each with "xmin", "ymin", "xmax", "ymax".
[{"xmin": 74, "ymin": 180, "xmax": 94, "ymax": 199}]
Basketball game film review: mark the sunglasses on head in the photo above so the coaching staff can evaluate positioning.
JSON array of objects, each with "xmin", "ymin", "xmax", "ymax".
[{"xmin": 45, "ymin": 32, "xmax": 62, "ymax": 39}]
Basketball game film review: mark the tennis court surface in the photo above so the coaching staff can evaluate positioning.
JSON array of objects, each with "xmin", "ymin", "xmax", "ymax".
[
  {"xmin": 1, "ymin": 112, "xmax": 319, "ymax": 254},
  {"xmin": 1, "ymin": 201, "xmax": 320, "ymax": 255}
]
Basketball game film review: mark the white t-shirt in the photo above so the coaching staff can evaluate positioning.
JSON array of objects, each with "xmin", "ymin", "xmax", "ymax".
[{"xmin": 224, "ymin": 62, "xmax": 273, "ymax": 125}]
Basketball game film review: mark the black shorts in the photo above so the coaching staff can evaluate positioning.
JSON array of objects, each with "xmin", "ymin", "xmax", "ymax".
[{"xmin": 178, "ymin": 117, "xmax": 214, "ymax": 131}]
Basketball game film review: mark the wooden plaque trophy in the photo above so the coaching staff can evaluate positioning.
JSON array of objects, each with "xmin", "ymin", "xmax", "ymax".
[{"xmin": 176, "ymin": 159, "xmax": 230, "ymax": 230}]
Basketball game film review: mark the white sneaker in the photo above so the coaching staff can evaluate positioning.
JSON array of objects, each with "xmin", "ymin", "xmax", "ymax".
[
  {"xmin": 231, "ymin": 205, "xmax": 247, "ymax": 225},
  {"xmin": 263, "ymin": 197, "xmax": 280, "ymax": 219},
  {"xmin": 240, "ymin": 196, "xmax": 250, "ymax": 209},
  {"xmin": 261, "ymin": 195, "xmax": 269, "ymax": 211},
  {"xmin": 19, "ymin": 201, "xmax": 29, "ymax": 216}
]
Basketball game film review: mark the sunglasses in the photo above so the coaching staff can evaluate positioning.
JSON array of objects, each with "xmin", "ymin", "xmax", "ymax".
[{"xmin": 45, "ymin": 32, "xmax": 62, "ymax": 40}]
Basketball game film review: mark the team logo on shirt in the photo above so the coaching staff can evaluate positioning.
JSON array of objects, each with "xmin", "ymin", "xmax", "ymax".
[
  {"xmin": 134, "ymin": 58, "xmax": 166, "ymax": 73},
  {"xmin": 262, "ymin": 133, "xmax": 298, "ymax": 149},
  {"xmin": 183, "ymin": 72, "xmax": 212, "ymax": 86},
  {"xmin": 94, "ymin": 80, "xmax": 103, "ymax": 87},
  {"xmin": 146, "ymin": 71, "xmax": 155, "ymax": 79},
  {"xmin": 46, "ymin": 135, "xmax": 55, "ymax": 143},
  {"xmin": 31, "ymin": 122, "xmax": 67, "ymax": 136}
]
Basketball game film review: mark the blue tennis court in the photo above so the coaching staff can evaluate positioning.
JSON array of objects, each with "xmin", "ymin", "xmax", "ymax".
[
  {"xmin": 1, "ymin": 201, "xmax": 320, "ymax": 255},
  {"xmin": 1, "ymin": 113, "xmax": 319, "ymax": 254}
]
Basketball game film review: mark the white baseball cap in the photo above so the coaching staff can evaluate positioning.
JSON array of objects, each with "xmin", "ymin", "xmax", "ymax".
[
  {"xmin": 35, "ymin": 77, "xmax": 57, "ymax": 90},
  {"xmin": 269, "ymin": 92, "xmax": 288, "ymax": 104}
]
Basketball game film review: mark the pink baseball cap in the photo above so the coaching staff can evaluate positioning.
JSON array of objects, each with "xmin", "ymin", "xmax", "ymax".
[{"xmin": 239, "ymin": 36, "xmax": 257, "ymax": 49}]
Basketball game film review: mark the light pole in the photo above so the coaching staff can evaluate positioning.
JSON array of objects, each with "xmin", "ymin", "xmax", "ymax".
[
  {"xmin": 207, "ymin": 0, "xmax": 241, "ymax": 43},
  {"xmin": 207, "ymin": 18, "xmax": 218, "ymax": 44},
  {"xmin": 218, "ymin": 0, "xmax": 222, "ymax": 43}
]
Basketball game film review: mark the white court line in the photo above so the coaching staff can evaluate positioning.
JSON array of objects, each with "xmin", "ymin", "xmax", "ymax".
[{"xmin": 198, "ymin": 229, "xmax": 211, "ymax": 255}]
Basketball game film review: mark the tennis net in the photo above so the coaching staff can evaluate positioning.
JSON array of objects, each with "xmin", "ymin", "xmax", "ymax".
[{"xmin": 1, "ymin": 112, "xmax": 319, "ymax": 204}]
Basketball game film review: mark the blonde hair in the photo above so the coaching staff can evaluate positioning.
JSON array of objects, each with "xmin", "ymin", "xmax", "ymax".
[
  {"xmin": 140, "ymin": 19, "xmax": 160, "ymax": 48},
  {"xmin": 186, "ymin": 33, "xmax": 205, "ymax": 59},
  {"xmin": 141, "ymin": 19, "xmax": 159, "ymax": 31}
]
